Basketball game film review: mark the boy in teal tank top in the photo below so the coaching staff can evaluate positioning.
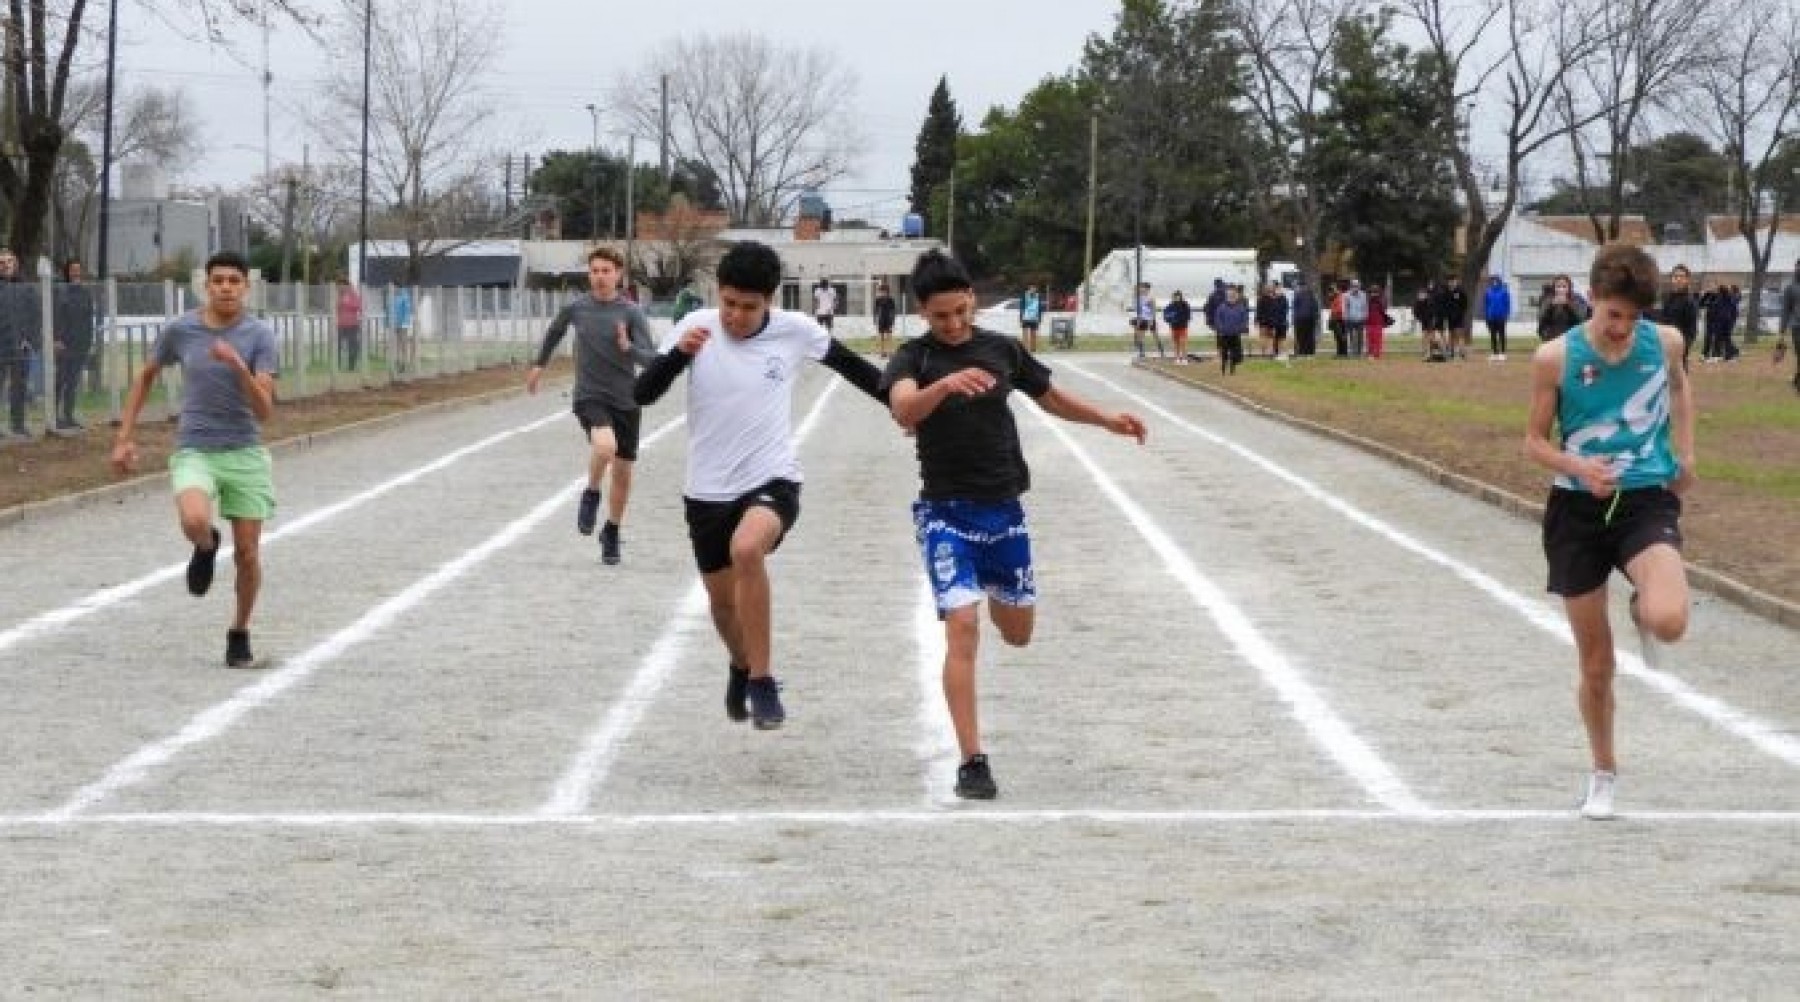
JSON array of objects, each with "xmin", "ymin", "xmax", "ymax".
[{"xmin": 1525, "ymin": 243, "xmax": 1696, "ymax": 820}]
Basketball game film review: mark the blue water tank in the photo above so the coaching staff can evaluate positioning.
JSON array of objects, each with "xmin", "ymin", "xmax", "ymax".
[{"xmin": 901, "ymin": 213, "xmax": 925, "ymax": 238}]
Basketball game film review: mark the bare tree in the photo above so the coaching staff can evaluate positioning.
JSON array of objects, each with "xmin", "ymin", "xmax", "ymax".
[
  {"xmin": 1400, "ymin": 0, "xmax": 1614, "ymax": 300},
  {"xmin": 629, "ymin": 194, "xmax": 724, "ymax": 298},
  {"xmin": 613, "ymin": 34, "xmax": 862, "ymax": 227},
  {"xmin": 1555, "ymin": 0, "xmax": 1719, "ymax": 242},
  {"xmin": 1687, "ymin": 0, "xmax": 1800, "ymax": 339},
  {"xmin": 1230, "ymin": 0, "xmax": 1364, "ymax": 294},
  {"xmin": 319, "ymin": 0, "xmax": 505, "ymax": 285},
  {"xmin": 0, "ymin": 0, "xmax": 312, "ymax": 264}
]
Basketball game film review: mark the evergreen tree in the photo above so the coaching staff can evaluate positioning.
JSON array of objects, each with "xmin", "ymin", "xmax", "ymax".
[
  {"xmin": 908, "ymin": 76, "xmax": 963, "ymax": 229},
  {"xmin": 1311, "ymin": 12, "xmax": 1458, "ymax": 288}
]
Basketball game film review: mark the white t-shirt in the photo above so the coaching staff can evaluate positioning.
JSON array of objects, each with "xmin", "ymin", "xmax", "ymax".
[
  {"xmin": 812, "ymin": 285, "xmax": 837, "ymax": 317},
  {"xmin": 660, "ymin": 308, "xmax": 833, "ymax": 501}
]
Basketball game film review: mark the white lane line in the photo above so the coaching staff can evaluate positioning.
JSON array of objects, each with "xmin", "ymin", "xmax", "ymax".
[
  {"xmin": 0, "ymin": 408, "xmax": 567, "ymax": 656},
  {"xmin": 914, "ymin": 584, "xmax": 959, "ymax": 806},
  {"xmin": 1024, "ymin": 401, "xmax": 1428, "ymax": 814},
  {"xmin": 539, "ymin": 380, "xmax": 844, "ymax": 815},
  {"xmin": 42, "ymin": 417, "xmax": 686, "ymax": 822},
  {"xmin": 1065, "ymin": 360, "xmax": 1800, "ymax": 770},
  {"xmin": 12, "ymin": 808, "xmax": 1800, "ymax": 829}
]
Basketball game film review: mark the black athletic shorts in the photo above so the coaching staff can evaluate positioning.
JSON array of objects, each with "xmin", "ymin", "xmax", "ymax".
[
  {"xmin": 684, "ymin": 479, "xmax": 802, "ymax": 574},
  {"xmin": 815, "ymin": 313, "xmax": 835, "ymax": 331},
  {"xmin": 1542, "ymin": 486, "xmax": 1683, "ymax": 597},
  {"xmin": 573, "ymin": 400, "xmax": 642, "ymax": 461}
]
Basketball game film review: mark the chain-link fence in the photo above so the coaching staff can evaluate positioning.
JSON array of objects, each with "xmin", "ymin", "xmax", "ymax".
[{"xmin": 0, "ymin": 278, "xmax": 561, "ymax": 442}]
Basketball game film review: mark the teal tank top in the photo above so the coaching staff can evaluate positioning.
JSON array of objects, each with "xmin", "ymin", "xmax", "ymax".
[{"xmin": 1554, "ymin": 318, "xmax": 1679, "ymax": 490}]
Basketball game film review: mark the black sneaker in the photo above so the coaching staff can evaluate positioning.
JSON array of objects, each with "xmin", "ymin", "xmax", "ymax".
[
  {"xmin": 576, "ymin": 488, "xmax": 601, "ymax": 535},
  {"xmin": 187, "ymin": 528, "xmax": 221, "ymax": 597},
  {"xmin": 955, "ymin": 754, "xmax": 998, "ymax": 800},
  {"xmin": 599, "ymin": 522, "xmax": 621, "ymax": 565},
  {"xmin": 725, "ymin": 664, "xmax": 750, "ymax": 722},
  {"xmin": 746, "ymin": 676, "xmax": 785, "ymax": 730},
  {"xmin": 225, "ymin": 629, "xmax": 256, "ymax": 668}
]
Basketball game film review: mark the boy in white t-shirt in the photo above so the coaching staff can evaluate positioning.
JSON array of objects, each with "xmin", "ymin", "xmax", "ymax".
[{"xmin": 635, "ymin": 242, "xmax": 888, "ymax": 730}]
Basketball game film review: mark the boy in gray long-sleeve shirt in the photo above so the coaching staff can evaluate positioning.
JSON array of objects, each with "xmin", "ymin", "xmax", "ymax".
[{"xmin": 526, "ymin": 246, "xmax": 658, "ymax": 564}]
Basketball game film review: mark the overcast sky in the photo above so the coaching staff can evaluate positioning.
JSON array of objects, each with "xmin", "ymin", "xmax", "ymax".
[{"xmin": 115, "ymin": 0, "xmax": 1127, "ymax": 227}]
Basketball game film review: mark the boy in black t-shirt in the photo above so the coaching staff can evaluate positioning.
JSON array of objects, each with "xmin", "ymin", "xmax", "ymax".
[{"xmin": 882, "ymin": 250, "xmax": 1147, "ymax": 800}]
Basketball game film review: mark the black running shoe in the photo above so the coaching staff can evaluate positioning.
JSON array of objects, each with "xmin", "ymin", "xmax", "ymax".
[
  {"xmin": 187, "ymin": 528, "xmax": 221, "ymax": 597},
  {"xmin": 599, "ymin": 522, "xmax": 621, "ymax": 565},
  {"xmin": 746, "ymin": 676, "xmax": 785, "ymax": 730},
  {"xmin": 225, "ymin": 629, "xmax": 256, "ymax": 668},
  {"xmin": 725, "ymin": 664, "xmax": 750, "ymax": 722},
  {"xmin": 577, "ymin": 488, "xmax": 601, "ymax": 535},
  {"xmin": 955, "ymin": 754, "xmax": 998, "ymax": 800}
]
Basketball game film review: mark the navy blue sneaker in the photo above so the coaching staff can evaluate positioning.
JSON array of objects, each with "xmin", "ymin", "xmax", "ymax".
[
  {"xmin": 725, "ymin": 664, "xmax": 750, "ymax": 722},
  {"xmin": 955, "ymin": 754, "xmax": 998, "ymax": 800},
  {"xmin": 746, "ymin": 676, "xmax": 785, "ymax": 730},
  {"xmin": 576, "ymin": 488, "xmax": 600, "ymax": 535},
  {"xmin": 187, "ymin": 528, "xmax": 221, "ymax": 597},
  {"xmin": 599, "ymin": 522, "xmax": 621, "ymax": 565},
  {"xmin": 225, "ymin": 629, "xmax": 256, "ymax": 668}
]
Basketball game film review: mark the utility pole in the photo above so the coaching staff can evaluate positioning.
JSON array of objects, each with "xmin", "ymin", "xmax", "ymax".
[
  {"xmin": 625, "ymin": 134, "xmax": 637, "ymax": 294},
  {"xmin": 261, "ymin": 0, "xmax": 273, "ymax": 179},
  {"xmin": 1082, "ymin": 113, "xmax": 1097, "ymax": 311},
  {"xmin": 659, "ymin": 74, "xmax": 671, "ymax": 180},
  {"xmin": 97, "ymin": 0, "xmax": 120, "ymax": 278},
  {"xmin": 585, "ymin": 103, "xmax": 600, "ymax": 241},
  {"xmin": 357, "ymin": 0, "xmax": 372, "ymax": 286}
]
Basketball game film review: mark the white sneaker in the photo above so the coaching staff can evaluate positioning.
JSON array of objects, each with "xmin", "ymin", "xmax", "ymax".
[{"xmin": 1580, "ymin": 770, "xmax": 1617, "ymax": 819}]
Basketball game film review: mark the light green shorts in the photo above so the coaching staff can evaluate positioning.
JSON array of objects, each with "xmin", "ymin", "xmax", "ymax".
[{"xmin": 170, "ymin": 447, "xmax": 277, "ymax": 521}]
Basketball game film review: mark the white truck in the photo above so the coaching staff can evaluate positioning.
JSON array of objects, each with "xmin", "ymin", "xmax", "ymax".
[{"xmin": 1079, "ymin": 247, "xmax": 1261, "ymax": 316}]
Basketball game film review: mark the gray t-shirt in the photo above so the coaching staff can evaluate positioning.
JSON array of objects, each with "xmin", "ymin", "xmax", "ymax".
[
  {"xmin": 535, "ymin": 294, "xmax": 657, "ymax": 409},
  {"xmin": 152, "ymin": 311, "xmax": 280, "ymax": 450}
]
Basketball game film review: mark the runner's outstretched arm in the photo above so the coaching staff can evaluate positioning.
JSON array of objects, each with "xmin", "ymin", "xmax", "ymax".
[{"xmin": 818, "ymin": 339, "xmax": 887, "ymax": 403}]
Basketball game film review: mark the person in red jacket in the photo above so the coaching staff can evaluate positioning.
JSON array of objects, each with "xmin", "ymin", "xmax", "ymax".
[
  {"xmin": 335, "ymin": 282, "xmax": 363, "ymax": 371},
  {"xmin": 1366, "ymin": 288, "xmax": 1388, "ymax": 359}
]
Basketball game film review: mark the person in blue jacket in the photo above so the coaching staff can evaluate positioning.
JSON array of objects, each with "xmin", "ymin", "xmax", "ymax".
[{"xmin": 1484, "ymin": 274, "xmax": 1513, "ymax": 361}]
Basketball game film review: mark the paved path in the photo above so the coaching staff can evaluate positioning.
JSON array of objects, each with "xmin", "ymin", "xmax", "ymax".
[{"xmin": 3, "ymin": 356, "xmax": 1797, "ymax": 998}]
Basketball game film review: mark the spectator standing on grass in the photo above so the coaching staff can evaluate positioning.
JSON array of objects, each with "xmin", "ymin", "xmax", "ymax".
[
  {"xmin": 1342, "ymin": 279, "xmax": 1369, "ymax": 358},
  {"xmin": 1328, "ymin": 281, "xmax": 1348, "ymax": 357},
  {"xmin": 53, "ymin": 259, "xmax": 96, "ymax": 433},
  {"xmin": 1538, "ymin": 274, "xmax": 1584, "ymax": 343},
  {"xmin": 1437, "ymin": 276, "xmax": 1470, "ymax": 360},
  {"xmin": 1484, "ymin": 274, "xmax": 1513, "ymax": 361},
  {"xmin": 0, "ymin": 248, "xmax": 40, "ymax": 440},
  {"xmin": 1658, "ymin": 264, "xmax": 1699, "ymax": 370},
  {"xmin": 1366, "ymin": 287, "xmax": 1389, "ymax": 360},
  {"xmin": 882, "ymin": 248, "xmax": 1146, "ymax": 800},
  {"xmin": 1265, "ymin": 282, "xmax": 1290, "ymax": 358},
  {"xmin": 874, "ymin": 280, "xmax": 898, "ymax": 358},
  {"xmin": 112, "ymin": 252, "xmax": 279, "ymax": 669},
  {"xmin": 1162, "ymin": 290, "xmax": 1192, "ymax": 364},
  {"xmin": 1132, "ymin": 282, "xmax": 1161, "ymax": 359},
  {"xmin": 390, "ymin": 287, "xmax": 415, "ymax": 373},
  {"xmin": 632, "ymin": 240, "xmax": 889, "ymax": 732},
  {"xmin": 1779, "ymin": 259, "xmax": 1800, "ymax": 393},
  {"xmin": 1214, "ymin": 284, "xmax": 1250, "ymax": 374},
  {"xmin": 1524, "ymin": 242, "xmax": 1695, "ymax": 821},
  {"xmin": 1292, "ymin": 283, "xmax": 1320, "ymax": 357},
  {"xmin": 525, "ymin": 246, "xmax": 658, "ymax": 567},
  {"xmin": 335, "ymin": 282, "xmax": 363, "ymax": 372},
  {"xmin": 1413, "ymin": 285, "xmax": 1436, "ymax": 358},
  {"xmin": 1701, "ymin": 281, "xmax": 1734, "ymax": 363},
  {"xmin": 1202, "ymin": 278, "xmax": 1226, "ymax": 333}
]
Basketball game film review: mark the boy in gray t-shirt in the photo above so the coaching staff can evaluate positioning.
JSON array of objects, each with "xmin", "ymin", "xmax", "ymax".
[{"xmin": 113, "ymin": 252, "xmax": 280, "ymax": 668}]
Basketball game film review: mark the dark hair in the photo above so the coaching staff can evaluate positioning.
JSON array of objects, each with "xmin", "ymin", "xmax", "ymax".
[
  {"xmin": 205, "ymin": 251, "xmax": 251, "ymax": 278},
  {"xmin": 909, "ymin": 248, "xmax": 973, "ymax": 302},
  {"xmin": 587, "ymin": 246, "xmax": 625, "ymax": 269},
  {"xmin": 1588, "ymin": 243, "xmax": 1660, "ymax": 310},
  {"xmin": 716, "ymin": 241, "xmax": 783, "ymax": 296},
  {"xmin": 62, "ymin": 258, "xmax": 82, "ymax": 279}
]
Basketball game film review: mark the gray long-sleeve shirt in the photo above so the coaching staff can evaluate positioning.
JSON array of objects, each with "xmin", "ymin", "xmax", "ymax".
[{"xmin": 535, "ymin": 294, "xmax": 657, "ymax": 409}]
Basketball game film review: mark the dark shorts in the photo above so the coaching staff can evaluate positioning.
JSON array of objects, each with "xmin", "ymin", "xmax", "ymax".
[
  {"xmin": 816, "ymin": 313, "xmax": 835, "ymax": 331},
  {"xmin": 684, "ymin": 479, "xmax": 802, "ymax": 574},
  {"xmin": 877, "ymin": 320, "xmax": 895, "ymax": 335},
  {"xmin": 1022, "ymin": 321, "xmax": 1040, "ymax": 332},
  {"xmin": 573, "ymin": 400, "xmax": 642, "ymax": 461},
  {"xmin": 1543, "ymin": 486, "xmax": 1683, "ymax": 597}
]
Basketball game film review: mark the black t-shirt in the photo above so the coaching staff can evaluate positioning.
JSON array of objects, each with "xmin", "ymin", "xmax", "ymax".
[{"xmin": 881, "ymin": 329, "xmax": 1053, "ymax": 501}]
